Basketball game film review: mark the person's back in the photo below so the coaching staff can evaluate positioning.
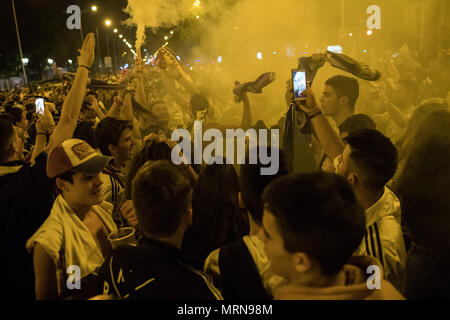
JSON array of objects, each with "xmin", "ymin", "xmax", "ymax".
[
  {"xmin": 96, "ymin": 160, "xmax": 222, "ymax": 300},
  {"xmin": 182, "ymin": 161, "xmax": 249, "ymax": 266},
  {"xmin": 396, "ymin": 111, "xmax": 450, "ymax": 299},
  {"xmin": 100, "ymin": 239, "xmax": 222, "ymax": 299},
  {"xmin": 0, "ymin": 118, "xmax": 54, "ymax": 299},
  {"xmin": 204, "ymin": 147, "xmax": 290, "ymax": 299}
]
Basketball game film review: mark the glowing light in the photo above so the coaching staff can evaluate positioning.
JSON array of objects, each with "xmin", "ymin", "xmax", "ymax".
[
  {"xmin": 190, "ymin": 67, "xmax": 193, "ymax": 70},
  {"xmin": 217, "ymin": 56, "xmax": 222, "ymax": 63},
  {"xmin": 327, "ymin": 45, "xmax": 343, "ymax": 54},
  {"xmin": 47, "ymin": 58, "xmax": 54, "ymax": 65},
  {"xmin": 273, "ymin": 51, "xmax": 277, "ymax": 55},
  {"xmin": 123, "ymin": 39, "xmax": 127, "ymax": 43},
  {"xmin": 114, "ymin": 29, "xmax": 118, "ymax": 33},
  {"xmin": 119, "ymin": 34, "xmax": 123, "ymax": 38},
  {"xmin": 22, "ymin": 58, "xmax": 29, "ymax": 65},
  {"xmin": 196, "ymin": 15, "xmax": 200, "ymax": 19},
  {"xmin": 164, "ymin": 36, "xmax": 169, "ymax": 40},
  {"xmin": 256, "ymin": 52, "xmax": 262, "ymax": 60},
  {"xmin": 105, "ymin": 19, "xmax": 112, "ymax": 27},
  {"xmin": 363, "ymin": 49, "xmax": 367, "ymax": 53},
  {"xmin": 68, "ymin": 59, "xmax": 73, "ymax": 64},
  {"xmin": 170, "ymin": 31, "xmax": 174, "ymax": 35},
  {"xmin": 193, "ymin": 0, "xmax": 201, "ymax": 8},
  {"xmin": 349, "ymin": 33, "xmax": 353, "ymax": 37},
  {"xmin": 91, "ymin": 5, "xmax": 97, "ymax": 12},
  {"xmin": 367, "ymin": 30, "xmax": 373, "ymax": 36}
]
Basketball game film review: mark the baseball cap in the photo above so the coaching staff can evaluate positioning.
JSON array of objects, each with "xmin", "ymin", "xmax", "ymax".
[{"xmin": 47, "ymin": 139, "xmax": 113, "ymax": 178}]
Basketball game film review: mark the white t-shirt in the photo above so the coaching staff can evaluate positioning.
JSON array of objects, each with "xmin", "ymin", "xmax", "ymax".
[{"xmin": 26, "ymin": 195, "xmax": 117, "ymax": 283}]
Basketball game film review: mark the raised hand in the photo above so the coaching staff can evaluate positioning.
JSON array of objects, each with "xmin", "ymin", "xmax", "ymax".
[
  {"xmin": 298, "ymin": 88, "xmax": 319, "ymax": 113},
  {"xmin": 78, "ymin": 33, "xmax": 96, "ymax": 68}
]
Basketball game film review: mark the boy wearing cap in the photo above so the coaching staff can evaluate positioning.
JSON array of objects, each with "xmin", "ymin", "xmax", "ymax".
[{"xmin": 26, "ymin": 139, "xmax": 117, "ymax": 300}]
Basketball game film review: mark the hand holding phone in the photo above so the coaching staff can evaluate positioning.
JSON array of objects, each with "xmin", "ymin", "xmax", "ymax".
[{"xmin": 292, "ymin": 69, "xmax": 307, "ymax": 102}]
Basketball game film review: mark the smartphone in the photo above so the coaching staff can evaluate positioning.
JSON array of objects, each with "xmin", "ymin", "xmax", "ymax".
[
  {"xmin": 35, "ymin": 97, "xmax": 45, "ymax": 115},
  {"xmin": 292, "ymin": 69, "xmax": 307, "ymax": 101}
]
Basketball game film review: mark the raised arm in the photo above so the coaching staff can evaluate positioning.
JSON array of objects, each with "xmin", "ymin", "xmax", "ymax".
[
  {"xmin": 47, "ymin": 34, "xmax": 95, "ymax": 152},
  {"xmin": 240, "ymin": 92, "xmax": 252, "ymax": 130},
  {"xmin": 121, "ymin": 92, "xmax": 141, "ymax": 140},
  {"xmin": 133, "ymin": 65, "xmax": 147, "ymax": 108},
  {"xmin": 299, "ymin": 88, "xmax": 345, "ymax": 161},
  {"xmin": 85, "ymin": 95, "xmax": 105, "ymax": 120}
]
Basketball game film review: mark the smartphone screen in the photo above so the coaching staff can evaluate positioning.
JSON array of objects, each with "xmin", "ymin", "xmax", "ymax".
[
  {"xmin": 292, "ymin": 69, "xmax": 307, "ymax": 101},
  {"xmin": 35, "ymin": 97, "xmax": 45, "ymax": 115}
]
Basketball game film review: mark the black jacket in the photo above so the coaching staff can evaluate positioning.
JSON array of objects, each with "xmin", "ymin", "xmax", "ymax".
[
  {"xmin": 96, "ymin": 237, "xmax": 223, "ymax": 300},
  {"xmin": 0, "ymin": 152, "xmax": 55, "ymax": 299}
]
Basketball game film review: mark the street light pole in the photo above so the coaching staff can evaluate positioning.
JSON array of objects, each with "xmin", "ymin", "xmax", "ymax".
[
  {"xmin": 11, "ymin": 0, "xmax": 28, "ymax": 87},
  {"xmin": 96, "ymin": 26, "xmax": 103, "ymax": 72}
]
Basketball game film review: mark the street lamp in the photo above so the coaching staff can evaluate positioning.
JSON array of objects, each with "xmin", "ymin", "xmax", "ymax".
[
  {"xmin": 47, "ymin": 58, "xmax": 54, "ymax": 65},
  {"xmin": 105, "ymin": 19, "xmax": 112, "ymax": 27},
  {"xmin": 22, "ymin": 58, "xmax": 29, "ymax": 65},
  {"xmin": 164, "ymin": 36, "xmax": 169, "ymax": 40},
  {"xmin": 367, "ymin": 29, "xmax": 373, "ymax": 36},
  {"xmin": 12, "ymin": 0, "xmax": 28, "ymax": 87},
  {"xmin": 68, "ymin": 59, "xmax": 73, "ymax": 64},
  {"xmin": 91, "ymin": 5, "xmax": 97, "ymax": 12},
  {"xmin": 119, "ymin": 34, "xmax": 123, "ymax": 38},
  {"xmin": 114, "ymin": 28, "xmax": 118, "ymax": 33}
]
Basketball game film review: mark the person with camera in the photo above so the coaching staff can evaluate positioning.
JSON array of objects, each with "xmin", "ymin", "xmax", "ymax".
[{"xmin": 296, "ymin": 88, "xmax": 407, "ymax": 293}]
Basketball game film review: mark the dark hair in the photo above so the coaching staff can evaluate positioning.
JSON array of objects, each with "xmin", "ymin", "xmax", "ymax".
[
  {"xmin": 190, "ymin": 93, "xmax": 209, "ymax": 114},
  {"xmin": 262, "ymin": 172, "xmax": 365, "ymax": 276},
  {"xmin": 182, "ymin": 160, "xmax": 249, "ymax": 261},
  {"xmin": 239, "ymin": 147, "xmax": 290, "ymax": 226},
  {"xmin": 397, "ymin": 100, "xmax": 449, "ymax": 155},
  {"xmin": 4, "ymin": 105, "xmax": 24, "ymax": 126},
  {"xmin": 397, "ymin": 139, "xmax": 450, "ymax": 249},
  {"xmin": 0, "ymin": 117, "xmax": 15, "ymax": 164},
  {"xmin": 343, "ymin": 129, "xmax": 398, "ymax": 191},
  {"xmin": 86, "ymin": 91, "xmax": 98, "ymax": 99},
  {"xmin": 132, "ymin": 160, "xmax": 192, "ymax": 237},
  {"xmin": 125, "ymin": 139, "xmax": 173, "ymax": 200},
  {"xmin": 325, "ymin": 75, "xmax": 359, "ymax": 111},
  {"xmin": 95, "ymin": 117, "xmax": 133, "ymax": 156},
  {"xmin": 338, "ymin": 114, "xmax": 376, "ymax": 136},
  {"xmin": 55, "ymin": 169, "xmax": 77, "ymax": 191},
  {"xmin": 74, "ymin": 121, "xmax": 98, "ymax": 149}
]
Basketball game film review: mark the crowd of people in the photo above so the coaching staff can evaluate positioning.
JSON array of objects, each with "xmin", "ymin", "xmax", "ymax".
[{"xmin": 1, "ymin": 32, "xmax": 449, "ymax": 300}]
